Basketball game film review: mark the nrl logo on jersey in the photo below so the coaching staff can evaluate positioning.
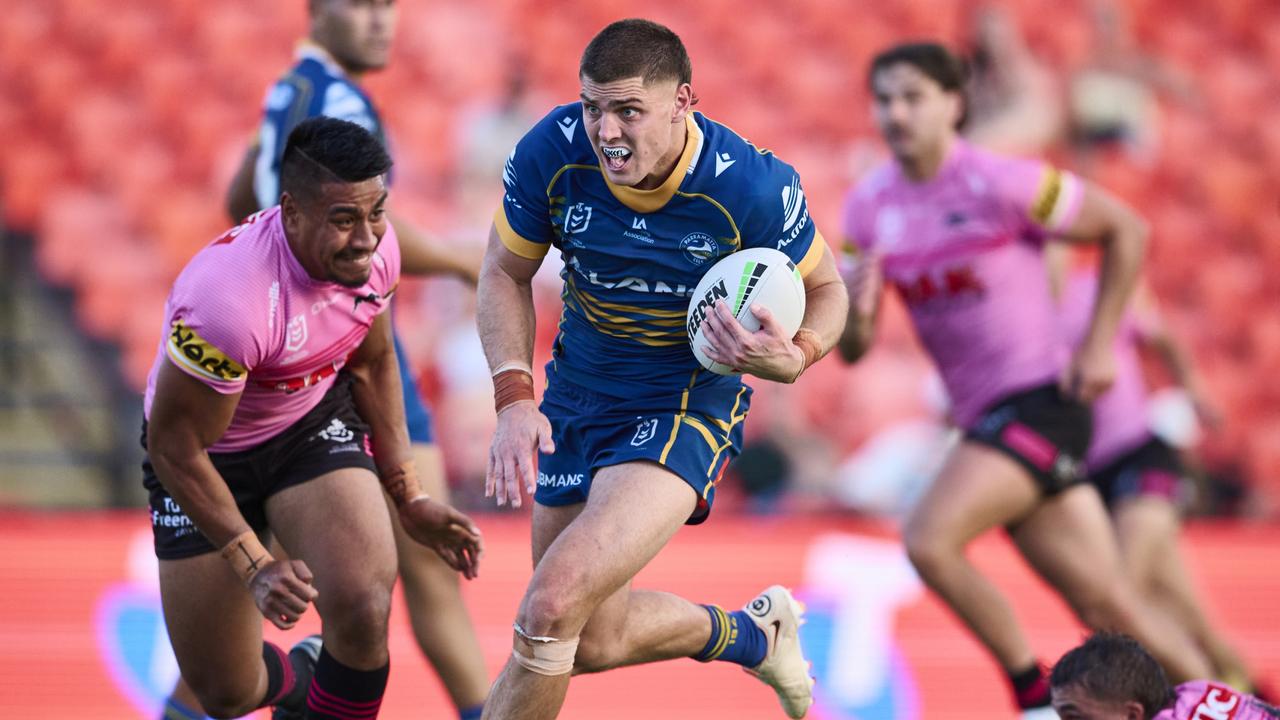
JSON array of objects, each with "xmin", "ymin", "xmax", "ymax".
[
  {"xmin": 285, "ymin": 314, "xmax": 308, "ymax": 352},
  {"xmin": 562, "ymin": 202, "xmax": 593, "ymax": 247}
]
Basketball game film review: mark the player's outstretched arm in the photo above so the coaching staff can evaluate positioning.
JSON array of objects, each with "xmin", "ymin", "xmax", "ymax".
[
  {"xmin": 837, "ymin": 248, "xmax": 884, "ymax": 363},
  {"xmin": 148, "ymin": 361, "xmax": 318, "ymax": 628},
  {"xmin": 702, "ymin": 244, "xmax": 849, "ymax": 383},
  {"xmin": 347, "ymin": 310, "xmax": 483, "ymax": 578},
  {"xmin": 1056, "ymin": 181, "xmax": 1149, "ymax": 402},
  {"xmin": 476, "ymin": 223, "xmax": 554, "ymax": 508},
  {"xmin": 389, "ymin": 210, "xmax": 482, "ymax": 285}
]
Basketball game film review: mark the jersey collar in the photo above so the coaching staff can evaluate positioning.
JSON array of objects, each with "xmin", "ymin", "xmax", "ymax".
[{"xmin": 602, "ymin": 114, "xmax": 701, "ymax": 214}]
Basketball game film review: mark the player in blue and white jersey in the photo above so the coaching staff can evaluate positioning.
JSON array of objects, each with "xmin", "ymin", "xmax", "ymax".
[{"xmin": 477, "ymin": 19, "xmax": 848, "ymax": 720}]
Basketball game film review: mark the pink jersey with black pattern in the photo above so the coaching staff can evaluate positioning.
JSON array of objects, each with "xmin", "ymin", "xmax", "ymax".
[
  {"xmin": 1155, "ymin": 681, "xmax": 1279, "ymax": 720},
  {"xmin": 1059, "ymin": 271, "xmax": 1151, "ymax": 468},
  {"xmin": 143, "ymin": 206, "xmax": 400, "ymax": 452},
  {"xmin": 842, "ymin": 140, "xmax": 1085, "ymax": 428}
]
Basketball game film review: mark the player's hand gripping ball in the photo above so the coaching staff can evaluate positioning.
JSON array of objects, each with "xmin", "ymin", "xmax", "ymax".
[{"xmin": 687, "ymin": 247, "xmax": 807, "ymax": 376}]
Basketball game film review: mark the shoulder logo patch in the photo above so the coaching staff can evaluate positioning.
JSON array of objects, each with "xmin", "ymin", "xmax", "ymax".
[
  {"xmin": 778, "ymin": 175, "xmax": 809, "ymax": 248},
  {"xmin": 558, "ymin": 116, "xmax": 578, "ymax": 143},
  {"xmin": 714, "ymin": 152, "xmax": 736, "ymax": 177},
  {"xmin": 502, "ymin": 148, "xmax": 517, "ymax": 188}
]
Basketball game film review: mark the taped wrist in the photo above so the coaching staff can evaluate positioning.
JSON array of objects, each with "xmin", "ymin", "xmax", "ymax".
[
  {"xmin": 511, "ymin": 622, "xmax": 579, "ymax": 676},
  {"xmin": 493, "ymin": 363, "xmax": 535, "ymax": 415},
  {"xmin": 789, "ymin": 328, "xmax": 824, "ymax": 382},
  {"xmin": 220, "ymin": 530, "xmax": 274, "ymax": 585},
  {"xmin": 380, "ymin": 459, "xmax": 422, "ymax": 507}
]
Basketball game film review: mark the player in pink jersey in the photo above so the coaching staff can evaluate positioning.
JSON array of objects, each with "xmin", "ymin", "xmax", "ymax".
[
  {"xmin": 1050, "ymin": 247, "xmax": 1261, "ymax": 696},
  {"xmin": 1050, "ymin": 633, "xmax": 1279, "ymax": 720},
  {"xmin": 173, "ymin": 3, "xmax": 491, "ymax": 720},
  {"xmin": 838, "ymin": 43, "xmax": 1211, "ymax": 716},
  {"xmin": 143, "ymin": 117, "xmax": 481, "ymax": 720}
]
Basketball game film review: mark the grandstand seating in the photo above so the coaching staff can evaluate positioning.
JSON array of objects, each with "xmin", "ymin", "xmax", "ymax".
[{"xmin": 4, "ymin": 0, "xmax": 1277, "ymax": 501}]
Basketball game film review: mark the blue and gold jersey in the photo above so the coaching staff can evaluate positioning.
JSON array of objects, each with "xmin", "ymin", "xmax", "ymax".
[
  {"xmin": 497, "ymin": 104, "xmax": 826, "ymax": 398},
  {"xmin": 251, "ymin": 43, "xmax": 387, "ymax": 210}
]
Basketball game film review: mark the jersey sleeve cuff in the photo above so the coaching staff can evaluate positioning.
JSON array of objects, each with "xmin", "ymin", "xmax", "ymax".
[
  {"xmin": 1030, "ymin": 168, "xmax": 1084, "ymax": 233},
  {"xmin": 493, "ymin": 208, "xmax": 550, "ymax": 260},
  {"xmin": 164, "ymin": 350, "xmax": 246, "ymax": 395},
  {"xmin": 796, "ymin": 229, "xmax": 827, "ymax": 278}
]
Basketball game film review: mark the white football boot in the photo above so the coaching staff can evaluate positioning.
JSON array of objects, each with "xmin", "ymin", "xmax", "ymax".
[{"xmin": 742, "ymin": 585, "xmax": 815, "ymax": 719}]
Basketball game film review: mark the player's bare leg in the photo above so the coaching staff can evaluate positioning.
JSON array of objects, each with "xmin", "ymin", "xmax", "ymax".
[
  {"xmin": 267, "ymin": 468, "xmax": 399, "ymax": 713},
  {"xmin": 390, "ymin": 443, "xmax": 489, "ymax": 715},
  {"xmin": 1113, "ymin": 496, "xmax": 1251, "ymax": 685},
  {"xmin": 161, "ymin": 677, "xmax": 207, "ymax": 719},
  {"xmin": 1012, "ymin": 485, "xmax": 1213, "ymax": 681},
  {"xmin": 483, "ymin": 463, "xmax": 720, "ymax": 720},
  {"xmin": 524, "ymin": 496, "xmax": 708, "ymax": 675},
  {"xmin": 902, "ymin": 442, "xmax": 1045, "ymax": 673},
  {"xmin": 159, "ymin": 552, "xmax": 272, "ymax": 718}
]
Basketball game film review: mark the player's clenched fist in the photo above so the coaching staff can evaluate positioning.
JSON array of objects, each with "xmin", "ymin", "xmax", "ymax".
[
  {"xmin": 399, "ymin": 497, "xmax": 484, "ymax": 580},
  {"xmin": 487, "ymin": 401, "xmax": 555, "ymax": 509},
  {"xmin": 248, "ymin": 558, "xmax": 318, "ymax": 630}
]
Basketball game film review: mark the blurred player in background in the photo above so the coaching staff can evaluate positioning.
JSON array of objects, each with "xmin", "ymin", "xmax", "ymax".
[
  {"xmin": 145, "ymin": 117, "xmax": 481, "ymax": 720},
  {"xmin": 838, "ymin": 42, "xmax": 1213, "ymax": 717},
  {"xmin": 1050, "ymin": 633, "xmax": 1280, "ymax": 720},
  {"xmin": 162, "ymin": 2, "xmax": 490, "ymax": 720},
  {"xmin": 478, "ymin": 18, "xmax": 847, "ymax": 720},
  {"xmin": 1048, "ymin": 243, "xmax": 1264, "ymax": 696}
]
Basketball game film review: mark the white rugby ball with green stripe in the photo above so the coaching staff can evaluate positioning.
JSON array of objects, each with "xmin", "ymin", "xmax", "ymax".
[{"xmin": 686, "ymin": 247, "xmax": 807, "ymax": 376}]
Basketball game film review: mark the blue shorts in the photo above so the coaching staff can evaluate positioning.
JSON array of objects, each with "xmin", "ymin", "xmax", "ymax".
[
  {"xmin": 535, "ymin": 370, "xmax": 751, "ymax": 524},
  {"xmin": 393, "ymin": 332, "xmax": 434, "ymax": 444}
]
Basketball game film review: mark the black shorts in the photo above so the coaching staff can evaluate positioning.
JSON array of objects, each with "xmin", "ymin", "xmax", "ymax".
[
  {"xmin": 1090, "ymin": 436, "xmax": 1191, "ymax": 508},
  {"xmin": 142, "ymin": 375, "xmax": 378, "ymax": 560},
  {"xmin": 964, "ymin": 384, "xmax": 1092, "ymax": 496}
]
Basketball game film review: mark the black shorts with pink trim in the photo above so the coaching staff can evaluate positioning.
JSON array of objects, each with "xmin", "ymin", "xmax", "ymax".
[
  {"xmin": 964, "ymin": 384, "xmax": 1092, "ymax": 496},
  {"xmin": 1090, "ymin": 436, "xmax": 1191, "ymax": 509}
]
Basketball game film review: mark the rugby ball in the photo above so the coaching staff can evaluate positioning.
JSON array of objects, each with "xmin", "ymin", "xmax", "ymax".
[{"xmin": 686, "ymin": 247, "xmax": 806, "ymax": 375}]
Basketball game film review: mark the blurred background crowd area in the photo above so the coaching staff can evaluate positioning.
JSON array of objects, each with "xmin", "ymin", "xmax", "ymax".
[{"xmin": 1, "ymin": 0, "xmax": 1277, "ymax": 516}]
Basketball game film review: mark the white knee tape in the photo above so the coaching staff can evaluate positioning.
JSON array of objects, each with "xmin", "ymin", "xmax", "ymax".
[{"xmin": 511, "ymin": 622, "xmax": 579, "ymax": 676}]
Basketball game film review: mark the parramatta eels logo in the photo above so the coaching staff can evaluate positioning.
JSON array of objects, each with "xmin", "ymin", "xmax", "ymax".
[{"xmin": 680, "ymin": 232, "xmax": 718, "ymax": 266}]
